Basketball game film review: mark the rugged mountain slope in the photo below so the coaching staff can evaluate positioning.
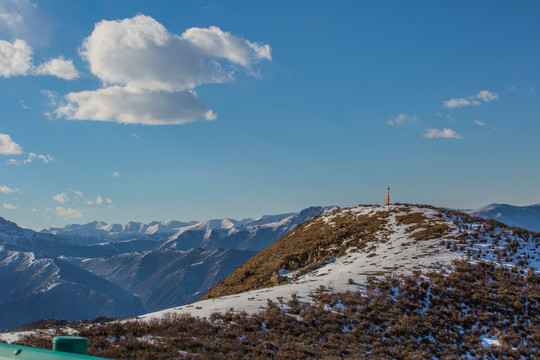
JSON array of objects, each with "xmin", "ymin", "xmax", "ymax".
[
  {"xmin": 0, "ymin": 250, "xmax": 144, "ymax": 329},
  {"xmin": 466, "ymin": 202, "xmax": 540, "ymax": 231},
  {"xmin": 73, "ymin": 248, "xmax": 257, "ymax": 311}
]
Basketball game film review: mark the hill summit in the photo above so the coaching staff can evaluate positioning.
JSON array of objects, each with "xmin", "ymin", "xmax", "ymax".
[{"xmin": 201, "ymin": 203, "xmax": 538, "ymax": 302}]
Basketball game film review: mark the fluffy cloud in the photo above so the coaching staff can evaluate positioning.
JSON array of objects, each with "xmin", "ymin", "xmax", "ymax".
[
  {"xmin": 112, "ymin": 171, "xmax": 120, "ymax": 178},
  {"xmin": 3, "ymin": 203, "xmax": 17, "ymax": 210},
  {"xmin": 56, "ymin": 15, "xmax": 271, "ymax": 125},
  {"xmin": 443, "ymin": 90, "xmax": 498, "ymax": 109},
  {"xmin": 423, "ymin": 128, "xmax": 464, "ymax": 139},
  {"xmin": 34, "ymin": 57, "xmax": 79, "ymax": 80},
  {"xmin": 0, "ymin": 38, "xmax": 79, "ymax": 79},
  {"xmin": 57, "ymin": 86, "xmax": 216, "ymax": 125},
  {"xmin": 0, "ymin": 39, "xmax": 32, "ymax": 77},
  {"xmin": 0, "ymin": 133, "xmax": 23, "ymax": 155},
  {"xmin": 55, "ymin": 206, "xmax": 82, "ymax": 219},
  {"xmin": 0, "ymin": 185, "xmax": 15, "ymax": 193}
]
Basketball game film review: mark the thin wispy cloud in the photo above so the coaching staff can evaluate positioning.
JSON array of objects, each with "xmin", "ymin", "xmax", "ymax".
[
  {"xmin": 55, "ymin": 15, "xmax": 271, "ymax": 125},
  {"xmin": 386, "ymin": 113, "xmax": 419, "ymax": 126},
  {"xmin": 473, "ymin": 120, "xmax": 486, "ymax": 126},
  {"xmin": 112, "ymin": 171, "xmax": 120, "ymax": 178},
  {"xmin": 443, "ymin": 90, "xmax": 498, "ymax": 109},
  {"xmin": 423, "ymin": 128, "xmax": 464, "ymax": 139},
  {"xmin": 0, "ymin": 0, "xmax": 50, "ymax": 44},
  {"xmin": 7, "ymin": 152, "xmax": 54, "ymax": 166},
  {"xmin": 3, "ymin": 203, "xmax": 17, "ymax": 210}
]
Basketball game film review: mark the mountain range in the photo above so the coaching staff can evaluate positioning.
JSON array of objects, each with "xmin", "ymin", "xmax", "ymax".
[{"xmin": 0, "ymin": 206, "xmax": 334, "ymax": 329}]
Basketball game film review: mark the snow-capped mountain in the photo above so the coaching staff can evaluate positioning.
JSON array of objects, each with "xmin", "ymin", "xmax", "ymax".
[
  {"xmin": 0, "ymin": 206, "xmax": 335, "ymax": 329},
  {"xmin": 464, "ymin": 202, "xmax": 540, "ymax": 231},
  {"xmin": 40, "ymin": 206, "xmax": 337, "ymax": 251}
]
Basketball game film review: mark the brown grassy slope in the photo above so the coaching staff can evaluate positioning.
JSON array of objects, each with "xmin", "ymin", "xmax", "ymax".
[{"xmin": 202, "ymin": 205, "xmax": 451, "ymax": 299}]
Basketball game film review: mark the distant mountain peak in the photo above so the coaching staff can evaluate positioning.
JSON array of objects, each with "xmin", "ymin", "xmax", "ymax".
[{"xmin": 465, "ymin": 202, "xmax": 540, "ymax": 231}]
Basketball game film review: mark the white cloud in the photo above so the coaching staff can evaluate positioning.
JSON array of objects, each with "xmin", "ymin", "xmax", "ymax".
[
  {"xmin": 3, "ymin": 203, "xmax": 17, "ymax": 210},
  {"xmin": 106, "ymin": 198, "xmax": 112, "ymax": 204},
  {"xmin": 387, "ymin": 113, "xmax": 419, "ymax": 126},
  {"xmin": 112, "ymin": 171, "xmax": 120, "ymax": 178},
  {"xmin": 0, "ymin": 0, "xmax": 48, "ymax": 44},
  {"xmin": 443, "ymin": 90, "xmax": 498, "ymax": 109},
  {"xmin": 0, "ymin": 133, "xmax": 23, "ymax": 155},
  {"xmin": 0, "ymin": 8, "xmax": 23, "ymax": 31},
  {"xmin": 34, "ymin": 56, "xmax": 79, "ymax": 80},
  {"xmin": 56, "ymin": 86, "xmax": 216, "ymax": 125},
  {"xmin": 0, "ymin": 38, "xmax": 78, "ymax": 79},
  {"xmin": 55, "ymin": 206, "xmax": 82, "ymax": 219},
  {"xmin": 182, "ymin": 25, "xmax": 271, "ymax": 68},
  {"xmin": 53, "ymin": 192, "xmax": 69, "ymax": 203},
  {"xmin": 6, "ymin": 159, "xmax": 19, "ymax": 165},
  {"xmin": 0, "ymin": 185, "xmax": 15, "ymax": 193},
  {"xmin": 443, "ymin": 98, "xmax": 477, "ymax": 109},
  {"xmin": 423, "ymin": 128, "xmax": 464, "ymax": 139},
  {"xmin": 473, "ymin": 120, "xmax": 485, "ymax": 126},
  {"xmin": 96, "ymin": 195, "xmax": 103, "ymax": 205},
  {"xmin": 475, "ymin": 90, "xmax": 498, "ymax": 102},
  {"xmin": 68, "ymin": 188, "xmax": 85, "ymax": 199},
  {"xmin": 0, "ymin": 39, "xmax": 32, "ymax": 77},
  {"xmin": 56, "ymin": 15, "xmax": 271, "ymax": 125},
  {"xmin": 21, "ymin": 152, "xmax": 54, "ymax": 164}
]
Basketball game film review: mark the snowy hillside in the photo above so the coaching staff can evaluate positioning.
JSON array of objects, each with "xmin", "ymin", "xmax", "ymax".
[
  {"xmin": 465, "ymin": 202, "xmax": 540, "ymax": 231},
  {"xmin": 139, "ymin": 204, "xmax": 539, "ymax": 320}
]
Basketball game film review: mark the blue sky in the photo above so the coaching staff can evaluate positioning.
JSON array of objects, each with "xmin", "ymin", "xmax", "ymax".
[{"xmin": 1, "ymin": 1, "xmax": 539, "ymax": 230}]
